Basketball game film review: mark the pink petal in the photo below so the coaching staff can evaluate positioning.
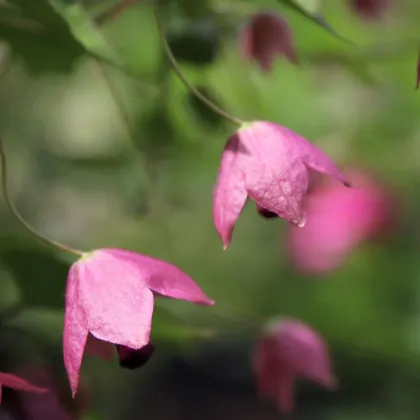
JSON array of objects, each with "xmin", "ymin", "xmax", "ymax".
[
  {"xmin": 262, "ymin": 123, "xmax": 349, "ymax": 187},
  {"xmin": 0, "ymin": 373, "xmax": 47, "ymax": 404},
  {"xmin": 242, "ymin": 122, "xmax": 348, "ymax": 225},
  {"xmin": 252, "ymin": 335, "xmax": 297, "ymax": 413},
  {"xmin": 77, "ymin": 251, "xmax": 154, "ymax": 350},
  {"xmin": 99, "ymin": 249, "xmax": 214, "ymax": 306},
  {"xmin": 276, "ymin": 369, "xmax": 296, "ymax": 414},
  {"xmin": 85, "ymin": 334, "xmax": 115, "ymax": 361},
  {"xmin": 213, "ymin": 134, "xmax": 248, "ymax": 249},
  {"xmin": 238, "ymin": 122, "xmax": 311, "ymax": 225},
  {"xmin": 275, "ymin": 319, "xmax": 337, "ymax": 389},
  {"xmin": 63, "ymin": 264, "xmax": 89, "ymax": 397}
]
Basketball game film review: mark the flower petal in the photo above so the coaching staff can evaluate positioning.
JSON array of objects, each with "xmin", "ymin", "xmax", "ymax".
[
  {"xmin": 63, "ymin": 264, "xmax": 89, "ymax": 397},
  {"xmin": 276, "ymin": 319, "xmax": 337, "ymax": 389},
  {"xmin": 262, "ymin": 122, "xmax": 350, "ymax": 187},
  {"xmin": 100, "ymin": 249, "xmax": 214, "ymax": 306},
  {"xmin": 0, "ymin": 372, "xmax": 47, "ymax": 404},
  {"xmin": 77, "ymin": 252, "xmax": 154, "ymax": 350},
  {"xmin": 239, "ymin": 123, "xmax": 309, "ymax": 225},
  {"xmin": 213, "ymin": 134, "xmax": 249, "ymax": 248},
  {"xmin": 240, "ymin": 12, "xmax": 297, "ymax": 72}
]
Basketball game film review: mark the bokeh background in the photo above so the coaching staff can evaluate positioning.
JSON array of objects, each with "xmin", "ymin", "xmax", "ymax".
[{"xmin": 1, "ymin": 0, "xmax": 420, "ymax": 418}]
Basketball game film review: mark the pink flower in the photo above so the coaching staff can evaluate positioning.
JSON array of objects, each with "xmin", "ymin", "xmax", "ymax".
[
  {"xmin": 288, "ymin": 170, "xmax": 394, "ymax": 274},
  {"xmin": 349, "ymin": 0, "xmax": 392, "ymax": 20},
  {"xmin": 239, "ymin": 11, "xmax": 297, "ymax": 72},
  {"xmin": 64, "ymin": 248, "xmax": 214, "ymax": 396},
  {"xmin": 252, "ymin": 318, "xmax": 337, "ymax": 413},
  {"xmin": 213, "ymin": 121, "xmax": 349, "ymax": 249},
  {"xmin": 0, "ymin": 372, "xmax": 47, "ymax": 404}
]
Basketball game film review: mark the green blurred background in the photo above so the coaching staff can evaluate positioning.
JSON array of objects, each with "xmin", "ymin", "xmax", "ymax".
[{"xmin": 1, "ymin": 0, "xmax": 420, "ymax": 418}]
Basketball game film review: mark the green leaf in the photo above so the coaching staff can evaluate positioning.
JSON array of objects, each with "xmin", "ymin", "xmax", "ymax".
[
  {"xmin": 278, "ymin": 0, "xmax": 353, "ymax": 43},
  {"xmin": 0, "ymin": 1, "xmax": 84, "ymax": 73},
  {"xmin": 0, "ymin": 236, "xmax": 69, "ymax": 309},
  {"xmin": 48, "ymin": 0, "xmax": 125, "ymax": 66}
]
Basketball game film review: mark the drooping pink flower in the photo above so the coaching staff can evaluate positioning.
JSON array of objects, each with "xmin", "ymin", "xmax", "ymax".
[
  {"xmin": 288, "ymin": 169, "xmax": 394, "ymax": 274},
  {"xmin": 64, "ymin": 248, "xmax": 214, "ymax": 396},
  {"xmin": 213, "ymin": 121, "xmax": 350, "ymax": 249},
  {"xmin": 0, "ymin": 372, "xmax": 47, "ymax": 404},
  {"xmin": 252, "ymin": 318, "xmax": 337, "ymax": 413},
  {"xmin": 239, "ymin": 11, "xmax": 297, "ymax": 72},
  {"xmin": 349, "ymin": 0, "xmax": 392, "ymax": 20}
]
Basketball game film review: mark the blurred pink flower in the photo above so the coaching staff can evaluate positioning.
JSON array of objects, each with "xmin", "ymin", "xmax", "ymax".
[
  {"xmin": 253, "ymin": 318, "xmax": 337, "ymax": 413},
  {"xmin": 213, "ymin": 121, "xmax": 350, "ymax": 249},
  {"xmin": 288, "ymin": 170, "xmax": 393, "ymax": 274},
  {"xmin": 64, "ymin": 248, "xmax": 214, "ymax": 396},
  {"xmin": 239, "ymin": 11, "xmax": 297, "ymax": 72},
  {"xmin": 15, "ymin": 367, "xmax": 78, "ymax": 420},
  {"xmin": 0, "ymin": 372, "xmax": 47, "ymax": 405},
  {"xmin": 349, "ymin": 0, "xmax": 392, "ymax": 20}
]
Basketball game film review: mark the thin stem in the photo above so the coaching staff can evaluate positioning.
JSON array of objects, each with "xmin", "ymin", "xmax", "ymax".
[
  {"xmin": 153, "ymin": 7, "xmax": 244, "ymax": 127},
  {"xmin": 0, "ymin": 55, "xmax": 84, "ymax": 257},
  {"xmin": 0, "ymin": 139, "xmax": 85, "ymax": 257}
]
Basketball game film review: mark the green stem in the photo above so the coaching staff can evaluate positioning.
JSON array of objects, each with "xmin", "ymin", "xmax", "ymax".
[
  {"xmin": 153, "ymin": 6, "xmax": 244, "ymax": 127},
  {"xmin": 0, "ymin": 55, "xmax": 84, "ymax": 257}
]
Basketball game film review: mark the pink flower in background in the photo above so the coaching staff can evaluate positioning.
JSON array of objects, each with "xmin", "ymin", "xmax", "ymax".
[
  {"xmin": 253, "ymin": 318, "xmax": 337, "ymax": 413},
  {"xmin": 213, "ymin": 121, "xmax": 350, "ymax": 249},
  {"xmin": 349, "ymin": 0, "xmax": 392, "ymax": 20},
  {"xmin": 0, "ymin": 372, "xmax": 47, "ymax": 404},
  {"xmin": 288, "ymin": 170, "xmax": 393, "ymax": 274},
  {"xmin": 14, "ymin": 367, "xmax": 80, "ymax": 420},
  {"xmin": 64, "ymin": 249, "xmax": 214, "ymax": 396},
  {"xmin": 239, "ymin": 11, "xmax": 297, "ymax": 72}
]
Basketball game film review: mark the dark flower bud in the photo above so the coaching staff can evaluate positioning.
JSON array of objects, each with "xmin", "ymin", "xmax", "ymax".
[
  {"xmin": 256, "ymin": 204, "xmax": 279, "ymax": 219},
  {"xmin": 239, "ymin": 11, "xmax": 297, "ymax": 73},
  {"xmin": 116, "ymin": 343, "xmax": 155, "ymax": 370},
  {"xmin": 349, "ymin": 0, "xmax": 392, "ymax": 21}
]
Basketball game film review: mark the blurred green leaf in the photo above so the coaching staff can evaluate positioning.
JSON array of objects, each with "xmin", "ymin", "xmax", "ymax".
[
  {"xmin": 48, "ymin": 0, "xmax": 125, "ymax": 65},
  {"xmin": 0, "ymin": 236, "xmax": 69, "ymax": 309},
  {"xmin": 168, "ymin": 19, "xmax": 220, "ymax": 65},
  {"xmin": 7, "ymin": 307, "xmax": 64, "ymax": 347},
  {"xmin": 278, "ymin": 0, "xmax": 352, "ymax": 43},
  {"xmin": 0, "ymin": 1, "xmax": 84, "ymax": 73}
]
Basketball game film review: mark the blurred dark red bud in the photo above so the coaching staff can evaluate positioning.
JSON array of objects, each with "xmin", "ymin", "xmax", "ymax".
[
  {"xmin": 256, "ymin": 204, "xmax": 279, "ymax": 219},
  {"xmin": 349, "ymin": 0, "xmax": 392, "ymax": 20},
  {"xmin": 116, "ymin": 343, "xmax": 155, "ymax": 370},
  {"xmin": 239, "ymin": 11, "xmax": 298, "ymax": 72}
]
